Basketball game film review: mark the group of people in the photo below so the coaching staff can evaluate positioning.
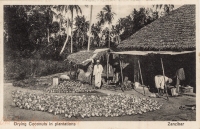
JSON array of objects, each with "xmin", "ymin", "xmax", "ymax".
[
  {"xmin": 91, "ymin": 59, "xmax": 186, "ymax": 96},
  {"xmin": 92, "ymin": 59, "xmax": 121, "ymax": 89}
]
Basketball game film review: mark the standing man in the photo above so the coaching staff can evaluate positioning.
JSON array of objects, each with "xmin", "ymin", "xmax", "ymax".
[
  {"xmin": 93, "ymin": 60, "xmax": 103, "ymax": 89},
  {"xmin": 175, "ymin": 68, "xmax": 185, "ymax": 94}
]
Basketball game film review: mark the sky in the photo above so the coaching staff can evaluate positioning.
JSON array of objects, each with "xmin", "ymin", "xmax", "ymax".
[
  {"xmin": 52, "ymin": 5, "xmax": 183, "ymax": 34},
  {"xmin": 78, "ymin": 5, "xmax": 183, "ymax": 25}
]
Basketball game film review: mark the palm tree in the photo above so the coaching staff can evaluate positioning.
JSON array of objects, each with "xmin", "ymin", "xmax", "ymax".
[
  {"xmin": 53, "ymin": 5, "xmax": 70, "ymax": 55},
  {"xmin": 68, "ymin": 5, "xmax": 82, "ymax": 53},
  {"xmin": 54, "ymin": 5, "xmax": 82, "ymax": 54},
  {"xmin": 153, "ymin": 4, "xmax": 174, "ymax": 17},
  {"xmin": 91, "ymin": 23, "xmax": 102, "ymax": 47},
  {"xmin": 97, "ymin": 11, "xmax": 105, "ymax": 25},
  {"xmin": 53, "ymin": 12, "xmax": 64, "ymax": 32},
  {"xmin": 74, "ymin": 15, "xmax": 89, "ymax": 47},
  {"xmin": 96, "ymin": 11, "xmax": 105, "ymax": 43},
  {"xmin": 102, "ymin": 5, "xmax": 115, "ymax": 48},
  {"xmin": 87, "ymin": 5, "xmax": 93, "ymax": 51},
  {"xmin": 32, "ymin": 5, "xmax": 54, "ymax": 44},
  {"xmin": 111, "ymin": 24, "xmax": 122, "ymax": 45},
  {"xmin": 45, "ymin": 6, "xmax": 54, "ymax": 43},
  {"xmin": 163, "ymin": 4, "xmax": 174, "ymax": 14}
]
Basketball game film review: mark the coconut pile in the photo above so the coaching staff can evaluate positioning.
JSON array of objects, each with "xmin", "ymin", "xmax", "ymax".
[
  {"xmin": 45, "ymin": 81, "xmax": 95, "ymax": 93},
  {"xmin": 103, "ymin": 84, "xmax": 133, "ymax": 91},
  {"xmin": 12, "ymin": 90, "xmax": 163, "ymax": 118}
]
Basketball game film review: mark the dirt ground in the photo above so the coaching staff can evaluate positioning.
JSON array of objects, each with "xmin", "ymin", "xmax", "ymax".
[{"xmin": 4, "ymin": 83, "xmax": 196, "ymax": 121}]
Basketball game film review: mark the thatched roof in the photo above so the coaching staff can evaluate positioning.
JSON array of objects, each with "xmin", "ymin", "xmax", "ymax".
[
  {"xmin": 117, "ymin": 5, "xmax": 195, "ymax": 51},
  {"xmin": 66, "ymin": 48, "xmax": 111, "ymax": 66}
]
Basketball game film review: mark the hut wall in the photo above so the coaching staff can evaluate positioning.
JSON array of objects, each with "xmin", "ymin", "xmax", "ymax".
[
  {"xmin": 140, "ymin": 53, "xmax": 196, "ymax": 92},
  {"xmin": 117, "ymin": 53, "xmax": 196, "ymax": 92}
]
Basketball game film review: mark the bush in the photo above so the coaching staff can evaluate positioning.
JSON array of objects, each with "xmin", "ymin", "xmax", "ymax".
[{"xmin": 4, "ymin": 58, "xmax": 71, "ymax": 80}]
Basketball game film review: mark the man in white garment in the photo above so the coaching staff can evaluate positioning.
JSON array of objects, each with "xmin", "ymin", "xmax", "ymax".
[
  {"xmin": 155, "ymin": 75, "xmax": 172, "ymax": 96},
  {"xmin": 93, "ymin": 60, "xmax": 103, "ymax": 89}
]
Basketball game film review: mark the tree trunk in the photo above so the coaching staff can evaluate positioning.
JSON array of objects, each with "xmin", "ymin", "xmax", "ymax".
[
  {"xmin": 59, "ymin": 18, "xmax": 69, "ymax": 55},
  {"xmin": 47, "ymin": 28, "xmax": 50, "ymax": 43},
  {"xmin": 71, "ymin": 12, "xmax": 73, "ymax": 53},
  {"xmin": 87, "ymin": 5, "xmax": 93, "ymax": 51},
  {"xmin": 59, "ymin": 21, "xmax": 62, "ymax": 32},
  {"xmin": 82, "ymin": 34, "xmax": 84, "ymax": 47},
  {"xmin": 108, "ymin": 24, "xmax": 111, "ymax": 48}
]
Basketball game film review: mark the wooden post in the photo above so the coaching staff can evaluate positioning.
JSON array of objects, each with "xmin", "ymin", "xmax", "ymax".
[
  {"xmin": 138, "ymin": 60, "xmax": 145, "ymax": 96},
  {"xmin": 91, "ymin": 63, "xmax": 94, "ymax": 85},
  {"xmin": 161, "ymin": 58, "xmax": 169, "ymax": 100},
  {"xmin": 75, "ymin": 65, "xmax": 78, "ymax": 80},
  {"xmin": 53, "ymin": 77, "xmax": 59, "ymax": 86},
  {"xmin": 107, "ymin": 53, "xmax": 109, "ymax": 84},
  {"xmin": 119, "ymin": 57, "xmax": 124, "ymax": 84},
  {"xmin": 133, "ymin": 56, "xmax": 139, "ymax": 82}
]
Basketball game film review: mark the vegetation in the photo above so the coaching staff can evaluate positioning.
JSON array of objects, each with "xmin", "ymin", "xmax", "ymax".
[
  {"xmin": 4, "ymin": 58, "xmax": 71, "ymax": 80},
  {"xmin": 4, "ymin": 5, "xmax": 174, "ymax": 80}
]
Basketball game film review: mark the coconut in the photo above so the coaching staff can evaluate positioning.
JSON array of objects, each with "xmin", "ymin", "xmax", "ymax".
[{"xmin": 12, "ymin": 90, "xmax": 162, "ymax": 119}]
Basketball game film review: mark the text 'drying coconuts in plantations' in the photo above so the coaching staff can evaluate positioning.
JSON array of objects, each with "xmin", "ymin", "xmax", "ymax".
[{"xmin": 13, "ymin": 122, "xmax": 77, "ymax": 126}]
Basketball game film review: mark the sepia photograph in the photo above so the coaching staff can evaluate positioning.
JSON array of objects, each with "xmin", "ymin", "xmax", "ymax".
[{"xmin": 3, "ymin": 3, "xmax": 196, "ymax": 123}]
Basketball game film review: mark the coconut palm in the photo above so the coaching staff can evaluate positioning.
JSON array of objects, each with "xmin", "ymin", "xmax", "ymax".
[
  {"xmin": 153, "ymin": 4, "xmax": 174, "ymax": 17},
  {"xmin": 91, "ymin": 23, "xmax": 102, "ymax": 47},
  {"xmin": 53, "ymin": 12, "xmax": 64, "ymax": 32},
  {"xmin": 68, "ymin": 5, "xmax": 82, "ymax": 53},
  {"xmin": 31, "ymin": 5, "xmax": 54, "ymax": 44},
  {"xmin": 47, "ymin": 6, "xmax": 55, "ymax": 43},
  {"xmin": 163, "ymin": 4, "xmax": 174, "ymax": 14},
  {"xmin": 111, "ymin": 24, "xmax": 122, "ymax": 45},
  {"xmin": 54, "ymin": 5, "xmax": 82, "ymax": 54},
  {"xmin": 102, "ymin": 5, "xmax": 115, "ymax": 48},
  {"xmin": 53, "ymin": 5, "xmax": 70, "ymax": 55},
  {"xmin": 87, "ymin": 5, "xmax": 93, "ymax": 51},
  {"xmin": 74, "ymin": 15, "xmax": 89, "ymax": 47},
  {"xmin": 91, "ymin": 22, "xmax": 102, "ymax": 37},
  {"xmin": 97, "ymin": 11, "xmax": 105, "ymax": 25}
]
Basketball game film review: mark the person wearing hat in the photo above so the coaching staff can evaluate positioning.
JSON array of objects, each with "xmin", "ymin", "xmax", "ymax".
[{"xmin": 93, "ymin": 59, "xmax": 103, "ymax": 89}]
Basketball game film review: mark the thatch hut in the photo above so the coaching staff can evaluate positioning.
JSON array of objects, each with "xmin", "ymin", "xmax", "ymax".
[
  {"xmin": 117, "ymin": 5, "xmax": 195, "ymax": 51},
  {"xmin": 112, "ymin": 5, "xmax": 196, "ymax": 92},
  {"xmin": 66, "ymin": 48, "xmax": 114, "ymax": 84}
]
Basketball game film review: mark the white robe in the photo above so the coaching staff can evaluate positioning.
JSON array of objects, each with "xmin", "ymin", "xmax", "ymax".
[
  {"xmin": 155, "ymin": 75, "xmax": 169, "ymax": 89},
  {"xmin": 93, "ymin": 64, "xmax": 103, "ymax": 87}
]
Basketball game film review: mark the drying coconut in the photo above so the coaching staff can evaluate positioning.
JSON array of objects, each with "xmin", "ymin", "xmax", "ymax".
[
  {"xmin": 12, "ymin": 91, "xmax": 163, "ymax": 119},
  {"xmin": 45, "ymin": 80, "xmax": 94, "ymax": 93}
]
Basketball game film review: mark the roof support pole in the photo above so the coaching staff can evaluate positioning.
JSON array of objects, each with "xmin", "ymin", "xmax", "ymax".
[
  {"xmin": 133, "ymin": 56, "xmax": 139, "ymax": 82},
  {"xmin": 138, "ymin": 60, "xmax": 145, "ymax": 96},
  {"xmin": 76, "ymin": 65, "xmax": 78, "ymax": 80},
  {"xmin": 161, "ymin": 58, "xmax": 169, "ymax": 101},
  {"xmin": 119, "ymin": 55, "xmax": 124, "ymax": 84},
  {"xmin": 107, "ymin": 53, "xmax": 109, "ymax": 84}
]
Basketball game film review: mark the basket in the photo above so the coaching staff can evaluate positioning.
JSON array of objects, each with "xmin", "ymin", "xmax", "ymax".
[{"xmin": 180, "ymin": 86, "xmax": 194, "ymax": 93}]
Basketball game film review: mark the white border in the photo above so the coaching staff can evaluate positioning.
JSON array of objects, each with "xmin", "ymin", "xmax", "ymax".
[{"xmin": 0, "ymin": 0, "xmax": 199, "ymax": 129}]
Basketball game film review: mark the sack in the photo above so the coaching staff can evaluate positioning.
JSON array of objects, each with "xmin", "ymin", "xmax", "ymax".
[
  {"xmin": 171, "ymin": 88, "xmax": 177, "ymax": 96},
  {"xmin": 134, "ymin": 82, "xmax": 140, "ymax": 89}
]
